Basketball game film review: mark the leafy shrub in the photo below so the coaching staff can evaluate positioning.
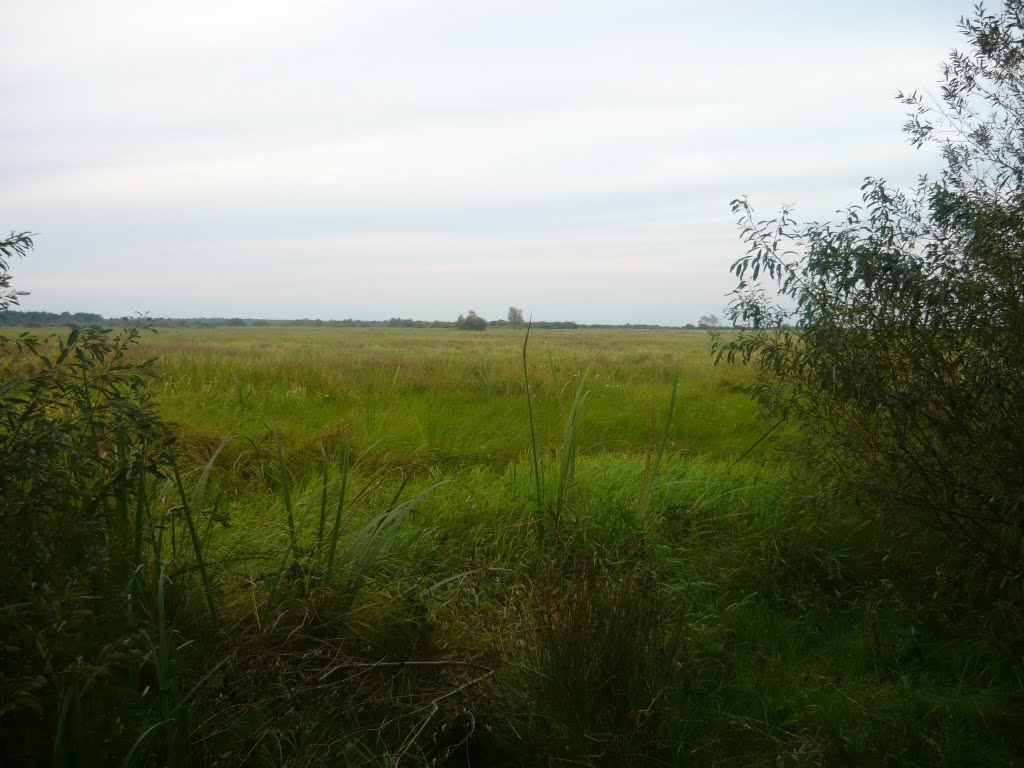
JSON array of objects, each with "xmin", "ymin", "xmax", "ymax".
[
  {"xmin": 0, "ymin": 232, "xmax": 178, "ymax": 763},
  {"xmin": 455, "ymin": 310, "xmax": 488, "ymax": 331},
  {"xmin": 716, "ymin": 5, "xmax": 1024, "ymax": 568}
]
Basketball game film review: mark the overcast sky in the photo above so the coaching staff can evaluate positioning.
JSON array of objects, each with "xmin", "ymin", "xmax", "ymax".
[{"xmin": 1, "ymin": 0, "xmax": 969, "ymax": 324}]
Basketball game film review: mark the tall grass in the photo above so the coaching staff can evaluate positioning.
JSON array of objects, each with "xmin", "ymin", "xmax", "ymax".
[
  {"xmin": 640, "ymin": 368, "xmax": 679, "ymax": 514},
  {"xmin": 143, "ymin": 327, "xmax": 762, "ymax": 473},
  {"xmin": 8, "ymin": 325, "xmax": 1020, "ymax": 766}
]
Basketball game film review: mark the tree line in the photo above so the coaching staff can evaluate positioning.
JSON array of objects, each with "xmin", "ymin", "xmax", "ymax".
[{"xmin": 1, "ymin": 308, "xmax": 719, "ymax": 331}]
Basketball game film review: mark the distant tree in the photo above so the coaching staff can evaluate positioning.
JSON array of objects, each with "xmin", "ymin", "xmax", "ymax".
[
  {"xmin": 507, "ymin": 306, "xmax": 525, "ymax": 329},
  {"xmin": 456, "ymin": 310, "xmax": 488, "ymax": 331},
  {"xmin": 698, "ymin": 314, "xmax": 720, "ymax": 329}
]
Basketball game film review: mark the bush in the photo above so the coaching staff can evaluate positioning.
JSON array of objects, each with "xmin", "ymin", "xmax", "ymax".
[
  {"xmin": 455, "ymin": 310, "xmax": 488, "ymax": 331},
  {"xmin": 0, "ymin": 233, "xmax": 179, "ymax": 763},
  {"xmin": 716, "ymin": 4, "xmax": 1024, "ymax": 568}
]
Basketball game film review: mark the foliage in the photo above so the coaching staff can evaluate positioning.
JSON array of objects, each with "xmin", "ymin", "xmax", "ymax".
[
  {"xmin": 0, "ymin": 238, "xmax": 185, "ymax": 764},
  {"xmin": 698, "ymin": 313, "xmax": 720, "ymax": 329},
  {"xmin": 455, "ymin": 309, "xmax": 488, "ymax": 331},
  {"xmin": 507, "ymin": 305, "xmax": 525, "ymax": 328},
  {"xmin": 0, "ymin": 231, "xmax": 34, "ymax": 312},
  {"xmin": 715, "ymin": 3, "xmax": 1024, "ymax": 567}
]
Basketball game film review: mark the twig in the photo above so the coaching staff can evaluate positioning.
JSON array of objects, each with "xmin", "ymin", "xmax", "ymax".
[{"xmin": 390, "ymin": 671, "xmax": 494, "ymax": 767}]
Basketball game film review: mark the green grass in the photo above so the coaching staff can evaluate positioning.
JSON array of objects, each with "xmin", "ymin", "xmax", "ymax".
[
  {"xmin": 5, "ymin": 325, "xmax": 1020, "ymax": 766},
  {"xmin": 141, "ymin": 327, "xmax": 762, "ymax": 470}
]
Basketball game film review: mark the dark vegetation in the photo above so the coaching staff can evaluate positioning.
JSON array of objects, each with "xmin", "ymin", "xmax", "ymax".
[
  {"xmin": 715, "ymin": 0, "xmax": 1024, "ymax": 571},
  {"xmin": 454, "ymin": 310, "xmax": 489, "ymax": 331},
  {"xmin": 0, "ymin": 309, "xmax": 106, "ymax": 326},
  {"xmin": 0, "ymin": 311, "xmax": 706, "ymax": 331},
  {"xmin": 2, "ymin": 4, "xmax": 1023, "ymax": 766}
]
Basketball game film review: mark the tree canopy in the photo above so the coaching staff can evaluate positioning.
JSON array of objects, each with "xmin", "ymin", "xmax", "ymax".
[
  {"xmin": 456, "ymin": 310, "xmax": 488, "ymax": 331},
  {"xmin": 507, "ymin": 306, "xmax": 525, "ymax": 329}
]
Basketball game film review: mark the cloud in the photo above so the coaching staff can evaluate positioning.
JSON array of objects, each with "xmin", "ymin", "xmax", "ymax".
[{"xmin": 1, "ymin": 0, "xmax": 967, "ymax": 321}]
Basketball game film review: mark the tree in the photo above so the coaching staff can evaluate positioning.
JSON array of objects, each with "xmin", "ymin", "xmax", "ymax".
[
  {"xmin": 455, "ymin": 310, "xmax": 488, "ymax": 331},
  {"xmin": 716, "ymin": 3, "xmax": 1024, "ymax": 567},
  {"xmin": 508, "ymin": 306, "xmax": 525, "ymax": 329},
  {"xmin": 698, "ymin": 314, "xmax": 720, "ymax": 329}
]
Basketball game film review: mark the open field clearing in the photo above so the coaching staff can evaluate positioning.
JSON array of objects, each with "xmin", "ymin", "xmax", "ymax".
[{"xmin": 143, "ymin": 327, "xmax": 761, "ymax": 469}]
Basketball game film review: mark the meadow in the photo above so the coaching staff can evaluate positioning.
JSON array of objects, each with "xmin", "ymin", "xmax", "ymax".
[
  {"xmin": 145, "ymin": 327, "xmax": 760, "ymax": 468},
  {"xmin": 4, "ymin": 325, "xmax": 1020, "ymax": 766}
]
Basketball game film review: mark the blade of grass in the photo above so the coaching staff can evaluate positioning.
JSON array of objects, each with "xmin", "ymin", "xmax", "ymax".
[
  {"xmin": 556, "ymin": 369, "xmax": 590, "ymax": 526},
  {"xmin": 316, "ymin": 444, "xmax": 329, "ymax": 558},
  {"xmin": 171, "ymin": 458, "xmax": 217, "ymax": 619},
  {"xmin": 325, "ymin": 441, "xmax": 351, "ymax": 573},
  {"xmin": 522, "ymin": 321, "xmax": 544, "ymax": 512},
  {"xmin": 273, "ymin": 426, "xmax": 297, "ymax": 551},
  {"xmin": 640, "ymin": 367, "xmax": 679, "ymax": 513}
]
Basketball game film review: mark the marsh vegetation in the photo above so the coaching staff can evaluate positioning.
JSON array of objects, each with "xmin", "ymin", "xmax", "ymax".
[{"xmin": 1, "ymin": 323, "xmax": 1018, "ymax": 766}]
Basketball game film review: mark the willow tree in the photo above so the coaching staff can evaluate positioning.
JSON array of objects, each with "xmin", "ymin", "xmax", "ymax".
[{"xmin": 717, "ymin": 3, "xmax": 1024, "ymax": 567}]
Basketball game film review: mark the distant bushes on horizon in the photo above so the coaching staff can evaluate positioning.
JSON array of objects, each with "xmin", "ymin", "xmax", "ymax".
[
  {"xmin": 0, "ymin": 309, "xmax": 105, "ymax": 327},
  {"xmin": 0, "ymin": 309, "xmax": 707, "ymax": 331}
]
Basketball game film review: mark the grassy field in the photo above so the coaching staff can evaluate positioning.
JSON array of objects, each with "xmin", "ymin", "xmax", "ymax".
[
  {"xmin": 143, "ymin": 327, "xmax": 761, "ymax": 467},
  {"xmin": 5, "ymin": 325, "xmax": 1021, "ymax": 766}
]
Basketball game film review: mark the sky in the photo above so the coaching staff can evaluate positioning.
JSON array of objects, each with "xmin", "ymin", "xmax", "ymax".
[{"xmin": 1, "ymin": 0, "xmax": 972, "ymax": 325}]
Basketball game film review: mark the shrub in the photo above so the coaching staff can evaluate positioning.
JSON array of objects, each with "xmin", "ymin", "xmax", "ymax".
[
  {"xmin": 716, "ymin": 4, "xmax": 1024, "ymax": 568},
  {"xmin": 0, "ymin": 233, "xmax": 179, "ymax": 763},
  {"xmin": 455, "ymin": 310, "xmax": 488, "ymax": 331}
]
